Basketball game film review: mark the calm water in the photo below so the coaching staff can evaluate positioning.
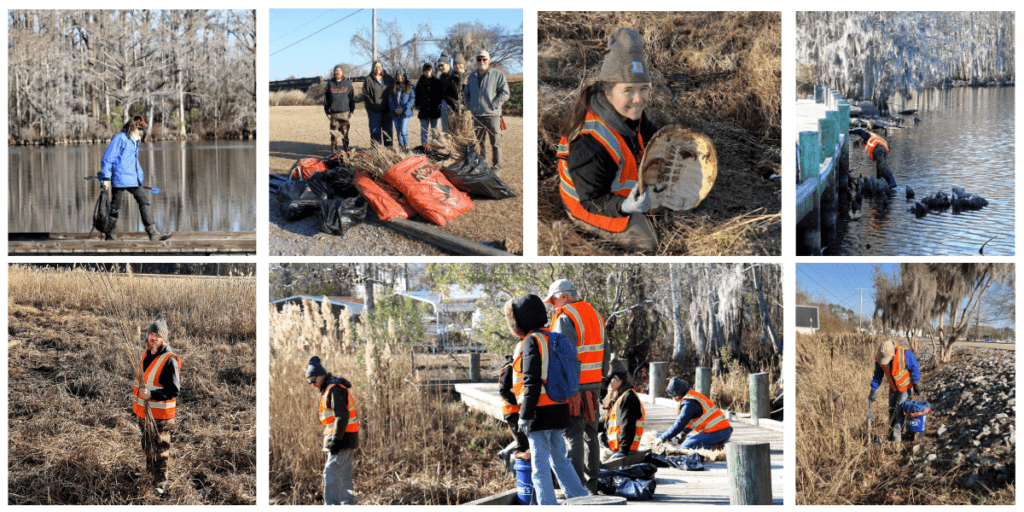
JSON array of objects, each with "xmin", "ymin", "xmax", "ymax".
[
  {"xmin": 830, "ymin": 86, "xmax": 1014, "ymax": 256},
  {"xmin": 9, "ymin": 140, "xmax": 256, "ymax": 233}
]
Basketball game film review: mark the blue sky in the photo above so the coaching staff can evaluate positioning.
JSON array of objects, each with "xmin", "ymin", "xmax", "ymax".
[
  {"xmin": 269, "ymin": 9, "xmax": 523, "ymax": 80},
  {"xmin": 796, "ymin": 263, "xmax": 897, "ymax": 319}
]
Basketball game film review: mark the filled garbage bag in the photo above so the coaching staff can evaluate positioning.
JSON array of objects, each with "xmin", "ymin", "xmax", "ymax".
[
  {"xmin": 598, "ymin": 463, "xmax": 658, "ymax": 481},
  {"xmin": 318, "ymin": 196, "xmax": 367, "ymax": 236},
  {"xmin": 596, "ymin": 475, "xmax": 657, "ymax": 501},
  {"xmin": 354, "ymin": 170, "xmax": 417, "ymax": 221},
  {"xmin": 384, "ymin": 155, "xmax": 473, "ymax": 226},
  {"xmin": 441, "ymin": 145, "xmax": 516, "ymax": 199},
  {"xmin": 276, "ymin": 179, "xmax": 326, "ymax": 222},
  {"xmin": 92, "ymin": 188, "xmax": 117, "ymax": 235},
  {"xmin": 289, "ymin": 157, "xmax": 328, "ymax": 180},
  {"xmin": 645, "ymin": 452, "xmax": 705, "ymax": 471}
]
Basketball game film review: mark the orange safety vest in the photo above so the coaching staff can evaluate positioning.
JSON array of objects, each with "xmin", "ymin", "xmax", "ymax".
[
  {"xmin": 512, "ymin": 329, "xmax": 565, "ymax": 408},
  {"xmin": 557, "ymin": 110, "xmax": 643, "ymax": 233},
  {"xmin": 606, "ymin": 388, "xmax": 645, "ymax": 451},
  {"xmin": 500, "ymin": 362, "xmax": 520, "ymax": 415},
  {"xmin": 682, "ymin": 389, "xmax": 731, "ymax": 434},
  {"xmin": 865, "ymin": 131, "xmax": 889, "ymax": 160},
  {"xmin": 878, "ymin": 346, "xmax": 912, "ymax": 392},
  {"xmin": 320, "ymin": 382, "xmax": 359, "ymax": 436},
  {"xmin": 133, "ymin": 350, "xmax": 181, "ymax": 420},
  {"xmin": 553, "ymin": 301, "xmax": 606, "ymax": 386}
]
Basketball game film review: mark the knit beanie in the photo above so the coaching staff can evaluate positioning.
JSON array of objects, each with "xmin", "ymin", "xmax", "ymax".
[
  {"xmin": 147, "ymin": 319, "xmax": 168, "ymax": 341},
  {"xmin": 306, "ymin": 356, "xmax": 327, "ymax": 378},
  {"xmin": 666, "ymin": 377, "xmax": 690, "ymax": 397},
  {"xmin": 598, "ymin": 27, "xmax": 651, "ymax": 84},
  {"xmin": 877, "ymin": 340, "xmax": 896, "ymax": 365}
]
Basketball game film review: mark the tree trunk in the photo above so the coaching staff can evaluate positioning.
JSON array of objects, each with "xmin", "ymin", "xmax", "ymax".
[
  {"xmin": 669, "ymin": 263, "xmax": 686, "ymax": 362},
  {"xmin": 753, "ymin": 265, "xmax": 780, "ymax": 354}
]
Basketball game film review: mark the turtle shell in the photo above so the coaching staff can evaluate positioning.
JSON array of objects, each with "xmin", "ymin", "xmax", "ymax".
[{"xmin": 640, "ymin": 125, "xmax": 717, "ymax": 212}]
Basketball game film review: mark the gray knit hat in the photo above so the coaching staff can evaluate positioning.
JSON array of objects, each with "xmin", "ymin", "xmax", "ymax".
[
  {"xmin": 306, "ymin": 356, "xmax": 327, "ymax": 378},
  {"xmin": 598, "ymin": 27, "xmax": 651, "ymax": 84},
  {"xmin": 147, "ymin": 320, "xmax": 168, "ymax": 341},
  {"xmin": 666, "ymin": 377, "xmax": 690, "ymax": 397}
]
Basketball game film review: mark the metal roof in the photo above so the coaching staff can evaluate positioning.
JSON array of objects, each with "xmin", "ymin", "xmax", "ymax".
[{"xmin": 269, "ymin": 295, "xmax": 365, "ymax": 317}]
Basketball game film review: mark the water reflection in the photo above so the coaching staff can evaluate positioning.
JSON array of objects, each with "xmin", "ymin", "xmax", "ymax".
[
  {"xmin": 9, "ymin": 140, "xmax": 256, "ymax": 233},
  {"xmin": 832, "ymin": 87, "xmax": 1014, "ymax": 255}
]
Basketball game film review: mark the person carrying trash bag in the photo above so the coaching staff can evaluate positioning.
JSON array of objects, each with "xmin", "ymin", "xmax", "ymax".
[
  {"xmin": 601, "ymin": 356, "xmax": 645, "ymax": 461},
  {"xmin": 97, "ymin": 116, "xmax": 172, "ymax": 241},
  {"xmin": 849, "ymin": 128, "xmax": 897, "ymax": 189},
  {"xmin": 504, "ymin": 294, "xmax": 588, "ymax": 505},
  {"xmin": 870, "ymin": 339, "xmax": 921, "ymax": 443},
  {"xmin": 652, "ymin": 377, "xmax": 732, "ymax": 449},
  {"xmin": 306, "ymin": 356, "xmax": 359, "ymax": 505}
]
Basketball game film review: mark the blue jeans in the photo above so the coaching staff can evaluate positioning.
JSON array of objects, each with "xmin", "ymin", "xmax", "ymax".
[
  {"xmin": 394, "ymin": 117, "xmax": 410, "ymax": 147},
  {"xmin": 367, "ymin": 111, "xmax": 393, "ymax": 147},
  {"xmin": 889, "ymin": 389, "xmax": 911, "ymax": 441},
  {"xmin": 681, "ymin": 427, "xmax": 733, "ymax": 449},
  {"xmin": 420, "ymin": 117, "xmax": 439, "ymax": 144},
  {"xmin": 528, "ymin": 428, "xmax": 588, "ymax": 505},
  {"xmin": 440, "ymin": 103, "xmax": 451, "ymax": 134},
  {"xmin": 324, "ymin": 449, "xmax": 357, "ymax": 505}
]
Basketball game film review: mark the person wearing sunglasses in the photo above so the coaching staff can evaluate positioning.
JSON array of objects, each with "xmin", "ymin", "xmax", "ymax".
[{"xmin": 464, "ymin": 49, "xmax": 510, "ymax": 170}]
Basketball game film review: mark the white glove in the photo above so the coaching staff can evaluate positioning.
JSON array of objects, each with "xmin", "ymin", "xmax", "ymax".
[
  {"xmin": 101, "ymin": 180, "xmax": 112, "ymax": 192},
  {"xmin": 518, "ymin": 418, "xmax": 531, "ymax": 437},
  {"xmin": 620, "ymin": 185, "xmax": 651, "ymax": 214}
]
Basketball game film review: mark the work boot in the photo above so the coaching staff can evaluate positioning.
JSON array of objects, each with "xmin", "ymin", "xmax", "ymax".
[{"xmin": 146, "ymin": 225, "xmax": 172, "ymax": 241}]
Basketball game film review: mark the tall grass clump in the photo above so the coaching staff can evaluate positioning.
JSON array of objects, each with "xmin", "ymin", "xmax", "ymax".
[
  {"xmin": 269, "ymin": 301, "xmax": 514, "ymax": 505},
  {"xmin": 269, "ymin": 90, "xmax": 311, "ymax": 107},
  {"xmin": 8, "ymin": 265, "xmax": 256, "ymax": 504}
]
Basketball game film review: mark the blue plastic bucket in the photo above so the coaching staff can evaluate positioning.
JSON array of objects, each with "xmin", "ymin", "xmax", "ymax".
[
  {"xmin": 907, "ymin": 413, "xmax": 927, "ymax": 433},
  {"xmin": 514, "ymin": 459, "xmax": 534, "ymax": 505}
]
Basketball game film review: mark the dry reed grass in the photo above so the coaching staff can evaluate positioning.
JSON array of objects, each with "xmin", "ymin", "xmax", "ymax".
[
  {"xmin": 8, "ymin": 265, "xmax": 256, "ymax": 505},
  {"xmin": 269, "ymin": 90, "xmax": 309, "ymax": 107},
  {"xmin": 269, "ymin": 302, "xmax": 514, "ymax": 505},
  {"xmin": 795, "ymin": 332, "xmax": 1014, "ymax": 504}
]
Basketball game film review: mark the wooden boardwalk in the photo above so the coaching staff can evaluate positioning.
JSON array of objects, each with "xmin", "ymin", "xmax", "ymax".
[
  {"xmin": 795, "ymin": 87, "xmax": 850, "ymax": 254},
  {"xmin": 8, "ymin": 231, "xmax": 256, "ymax": 256},
  {"xmin": 455, "ymin": 383, "xmax": 783, "ymax": 505}
]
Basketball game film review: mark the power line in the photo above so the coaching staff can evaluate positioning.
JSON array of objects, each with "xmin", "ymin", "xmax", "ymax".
[
  {"xmin": 271, "ymin": 9, "xmax": 363, "ymax": 57},
  {"xmin": 271, "ymin": 9, "xmax": 333, "ymax": 45},
  {"xmin": 797, "ymin": 266, "xmax": 850, "ymax": 307}
]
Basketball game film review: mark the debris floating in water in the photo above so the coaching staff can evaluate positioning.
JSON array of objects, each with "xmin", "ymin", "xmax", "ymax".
[{"xmin": 911, "ymin": 187, "xmax": 989, "ymax": 218}]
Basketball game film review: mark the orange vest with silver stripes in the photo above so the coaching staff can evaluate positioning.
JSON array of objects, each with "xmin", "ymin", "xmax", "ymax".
[
  {"xmin": 500, "ymin": 362, "xmax": 520, "ymax": 415},
  {"xmin": 865, "ymin": 131, "xmax": 889, "ymax": 160},
  {"xmin": 320, "ymin": 382, "xmax": 359, "ymax": 436},
  {"xmin": 878, "ymin": 346, "xmax": 912, "ymax": 392},
  {"xmin": 512, "ymin": 329, "xmax": 565, "ymax": 408},
  {"xmin": 557, "ymin": 110, "xmax": 643, "ymax": 233},
  {"xmin": 606, "ymin": 388, "xmax": 646, "ymax": 451},
  {"xmin": 133, "ymin": 350, "xmax": 181, "ymax": 420},
  {"xmin": 553, "ymin": 301, "xmax": 606, "ymax": 386},
  {"xmin": 683, "ymin": 389, "xmax": 731, "ymax": 434}
]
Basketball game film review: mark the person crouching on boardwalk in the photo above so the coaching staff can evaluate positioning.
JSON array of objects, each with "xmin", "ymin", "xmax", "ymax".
[
  {"xmin": 133, "ymin": 319, "xmax": 180, "ymax": 497},
  {"xmin": 653, "ymin": 377, "xmax": 732, "ymax": 449},
  {"xmin": 601, "ymin": 356, "xmax": 645, "ymax": 461},
  {"xmin": 307, "ymin": 356, "xmax": 359, "ymax": 505}
]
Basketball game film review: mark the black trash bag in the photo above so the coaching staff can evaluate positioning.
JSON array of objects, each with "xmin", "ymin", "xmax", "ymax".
[
  {"xmin": 323, "ymin": 167, "xmax": 360, "ymax": 198},
  {"xmin": 92, "ymin": 188, "xmax": 117, "ymax": 234},
  {"xmin": 596, "ymin": 475, "xmax": 657, "ymax": 501},
  {"xmin": 318, "ymin": 196, "xmax": 367, "ymax": 235},
  {"xmin": 645, "ymin": 452, "xmax": 705, "ymax": 471},
  {"xmin": 276, "ymin": 178, "xmax": 326, "ymax": 222},
  {"xmin": 441, "ymin": 145, "xmax": 516, "ymax": 199},
  {"xmin": 598, "ymin": 462, "xmax": 659, "ymax": 481}
]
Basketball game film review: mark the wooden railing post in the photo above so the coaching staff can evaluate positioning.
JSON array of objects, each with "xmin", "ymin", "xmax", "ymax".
[
  {"xmin": 837, "ymin": 101, "xmax": 851, "ymax": 156},
  {"xmin": 649, "ymin": 362, "xmax": 667, "ymax": 403},
  {"xmin": 695, "ymin": 367, "xmax": 712, "ymax": 397},
  {"xmin": 470, "ymin": 353, "xmax": 481, "ymax": 383},
  {"xmin": 814, "ymin": 85, "xmax": 823, "ymax": 103},
  {"xmin": 726, "ymin": 442, "xmax": 774, "ymax": 505},
  {"xmin": 749, "ymin": 372, "xmax": 770, "ymax": 425},
  {"xmin": 818, "ymin": 117, "xmax": 837, "ymax": 165}
]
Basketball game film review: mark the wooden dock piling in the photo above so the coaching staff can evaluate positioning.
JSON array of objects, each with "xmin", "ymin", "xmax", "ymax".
[
  {"xmin": 749, "ymin": 372, "xmax": 770, "ymax": 425},
  {"xmin": 470, "ymin": 353, "xmax": 481, "ymax": 383},
  {"xmin": 695, "ymin": 367, "xmax": 712, "ymax": 397},
  {"xmin": 649, "ymin": 362, "xmax": 667, "ymax": 402},
  {"xmin": 726, "ymin": 442, "xmax": 773, "ymax": 505}
]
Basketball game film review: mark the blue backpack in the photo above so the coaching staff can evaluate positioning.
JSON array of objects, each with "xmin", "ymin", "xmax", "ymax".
[{"xmin": 533, "ymin": 330, "xmax": 580, "ymax": 403}]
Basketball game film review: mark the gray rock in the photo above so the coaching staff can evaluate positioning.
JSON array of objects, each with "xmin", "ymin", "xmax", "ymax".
[
  {"xmin": 926, "ymin": 454, "xmax": 937, "ymax": 462},
  {"xmin": 937, "ymin": 425, "xmax": 948, "ymax": 437},
  {"xmin": 966, "ymin": 473, "xmax": 979, "ymax": 488}
]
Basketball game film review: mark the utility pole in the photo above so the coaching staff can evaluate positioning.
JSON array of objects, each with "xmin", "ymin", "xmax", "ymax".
[
  {"xmin": 372, "ymin": 9, "xmax": 377, "ymax": 64},
  {"xmin": 858, "ymin": 288, "xmax": 865, "ymax": 332}
]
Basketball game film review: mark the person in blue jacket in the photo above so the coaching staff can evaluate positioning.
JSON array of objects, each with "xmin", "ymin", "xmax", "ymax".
[
  {"xmin": 653, "ymin": 377, "xmax": 733, "ymax": 449},
  {"xmin": 97, "ymin": 116, "xmax": 172, "ymax": 241},
  {"xmin": 390, "ymin": 67, "xmax": 415, "ymax": 148},
  {"xmin": 870, "ymin": 339, "xmax": 921, "ymax": 442}
]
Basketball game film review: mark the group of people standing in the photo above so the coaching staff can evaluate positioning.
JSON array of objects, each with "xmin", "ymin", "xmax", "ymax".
[{"xmin": 323, "ymin": 51, "xmax": 510, "ymax": 169}]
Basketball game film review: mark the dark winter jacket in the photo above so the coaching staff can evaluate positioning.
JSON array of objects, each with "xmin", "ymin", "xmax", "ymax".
[
  {"xmin": 605, "ymin": 384, "xmax": 643, "ymax": 454},
  {"xmin": 142, "ymin": 344, "xmax": 180, "ymax": 402},
  {"xmin": 442, "ymin": 70, "xmax": 465, "ymax": 111},
  {"xmin": 415, "ymin": 74, "xmax": 443, "ymax": 120},
  {"xmin": 324, "ymin": 78, "xmax": 356, "ymax": 115},
  {"xmin": 519, "ymin": 330, "xmax": 572, "ymax": 432},
  {"xmin": 499, "ymin": 361, "xmax": 518, "ymax": 410},
  {"xmin": 660, "ymin": 399, "xmax": 704, "ymax": 441},
  {"xmin": 565, "ymin": 93, "xmax": 657, "ymax": 218},
  {"xmin": 98, "ymin": 132, "xmax": 145, "ymax": 188},
  {"xmin": 320, "ymin": 374, "xmax": 359, "ymax": 453},
  {"xmin": 362, "ymin": 65, "xmax": 394, "ymax": 114}
]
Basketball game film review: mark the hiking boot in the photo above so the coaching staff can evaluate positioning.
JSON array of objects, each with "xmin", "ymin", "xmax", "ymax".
[{"xmin": 146, "ymin": 225, "xmax": 172, "ymax": 242}]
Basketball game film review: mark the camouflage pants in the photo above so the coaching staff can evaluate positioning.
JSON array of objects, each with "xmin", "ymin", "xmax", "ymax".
[
  {"xmin": 139, "ymin": 417, "xmax": 175, "ymax": 485},
  {"xmin": 329, "ymin": 113, "xmax": 351, "ymax": 153}
]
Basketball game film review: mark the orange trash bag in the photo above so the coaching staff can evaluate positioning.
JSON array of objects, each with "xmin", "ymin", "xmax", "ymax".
[
  {"xmin": 289, "ymin": 158, "xmax": 328, "ymax": 180},
  {"xmin": 353, "ymin": 170, "xmax": 417, "ymax": 221},
  {"xmin": 384, "ymin": 155, "xmax": 473, "ymax": 226}
]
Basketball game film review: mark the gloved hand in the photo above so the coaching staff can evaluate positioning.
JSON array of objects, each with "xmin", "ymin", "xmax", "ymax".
[
  {"xmin": 518, "ymin": 418, "xmax": 531, "ymax": 437},
  {"xmin": 393, "ymin": 108, "xmax": 405, "ymax": 117},
  {"xmin": 910, "ymin": 384, "xmax": 918, "ymax": 397},
  {"xmin": 101, "ymin": 180, "xmax": 111, "ymax": 192},
  {"xmin": 609, "ymin": 452, "xmax": 626, "ymax": 461},
  {"xmin": 651, "ymin": 437, "xmax": 664, "ymax": 446},
  {"xmin": 620, "ymin": 185, "xmax": 651, "ymax": 214},
  {"xmin": 139, "ymin": 389, "xmax": 151, "ymax": 400}
]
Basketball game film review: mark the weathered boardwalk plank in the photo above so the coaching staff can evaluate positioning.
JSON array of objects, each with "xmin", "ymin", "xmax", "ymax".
[{"xmin": 9, "ymin": 231, "xmax": 256, "ymax": 256}]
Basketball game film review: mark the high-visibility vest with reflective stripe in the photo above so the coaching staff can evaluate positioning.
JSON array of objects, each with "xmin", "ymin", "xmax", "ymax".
[
  {"xmin": 133, "ymin": 350, "xmax": 181, "ymax": 420},
  {"xmin": 512, "ymin": 329, "xmax": 565, "ymax": 408},
  {"xmin": 606, "ymin": 388, "xmax": 645, "ymax": 451},
  {"xmin": 878, "ymin": 346, "xmax": 912, "ymax": 392},
  {"xmin": 557, "ymin": 110, "xmax": 643, "ymax": 233},
  {"xmin": 320, "ymin": 383, "xmax": 359, "ymax": 436},
  {"xmin": 682, "ymin": 389, "xmax": 731, "ymax": 434},
  {"xmin": 553, "ymin": 301, "xmax": 606, "ymax": 385},
  {"xmin": 500, "ymin": 362, "xmax": 520, "ymax": 415},
  {"xmin": 865, "ymin": 131, "xmax": 889, "ymax": 160}
]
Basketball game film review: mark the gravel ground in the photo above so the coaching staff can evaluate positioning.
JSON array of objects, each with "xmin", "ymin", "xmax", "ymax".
[{"xmin": 269, "ymin": 106, "xmax": 524, "ymax": 256}]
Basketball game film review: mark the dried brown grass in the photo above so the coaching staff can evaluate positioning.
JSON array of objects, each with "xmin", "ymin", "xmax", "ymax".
[
  {"xmin": 269, "ymin": 302, "xmax": 514, "ymax": 505},
  {"xmin": 7, "ymin": 265, "xmax": 256, "ymax": 504}
]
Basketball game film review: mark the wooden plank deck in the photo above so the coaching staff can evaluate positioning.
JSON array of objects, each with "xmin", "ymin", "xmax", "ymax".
[
  {"xmin": 8, "ymin": 231, "xmax": 256, "ymax": 256},
  {"xmin": 454, "ymin": 383, "xmax": 784, "ymax": 505}
]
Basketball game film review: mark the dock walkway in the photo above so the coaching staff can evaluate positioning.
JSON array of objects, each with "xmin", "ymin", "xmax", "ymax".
[
  {"xmin": 455, "ymin": 383, "xmax": 783, "ymax": 505},
  {"xmin": 9, "ymin": 231, "xmax": 256, "ymax": 256}
]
